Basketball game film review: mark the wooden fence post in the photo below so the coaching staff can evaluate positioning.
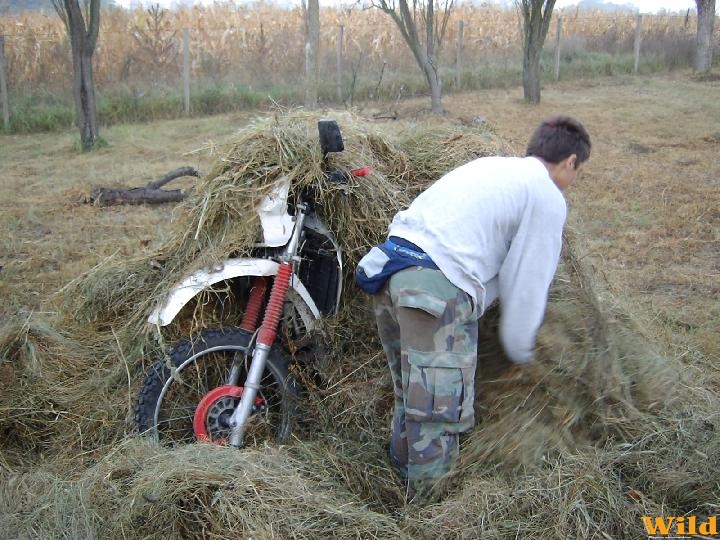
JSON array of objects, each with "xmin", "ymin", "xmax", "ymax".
[
  {"xmin": 183, "ymin": 28, "xmax": 190, "ymax": 116},
  {"xmin": 336, "ymin": 25, "xmax": 343, "ymax": 102},
  {"xmin": 455, "ymin": 20, "xmax": 464, "ymax": 89},
  {"xmin": 554, "ymin": 17, "xmax": 562, "ymax": 81},
  {"xmin": 633, "ymin": 13, "xmax": 642, "ymax": 74},
  {"xmin": 0, "ymin": 36, "xmax": 9, "ymax": 131}
]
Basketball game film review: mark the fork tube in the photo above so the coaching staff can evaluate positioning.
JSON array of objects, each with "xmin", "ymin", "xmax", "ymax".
[
  {"xmin": 228, "ymin": 262, "xmax": 293, "ymax": 447},
  {"xmin": 228, "ymin": 343, "xmax": 272, "ymax": 447},
  {"xmin": 228, "ymin": 203, "xmax": 308, "ymax": 447}
]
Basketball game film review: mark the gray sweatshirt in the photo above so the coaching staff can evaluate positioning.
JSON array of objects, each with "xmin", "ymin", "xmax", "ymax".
[{"xmin": 388, "ymin": 156, "xmax": 566, "ymax": 364}]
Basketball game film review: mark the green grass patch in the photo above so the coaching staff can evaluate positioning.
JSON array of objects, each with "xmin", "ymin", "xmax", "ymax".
[
  {"xmin": 98, "ymin": 84, "xmax": 269, "ymax": 123},
  {"xmin": 6, "ymin": 95, "xmax": 75, "ymax": 133}
]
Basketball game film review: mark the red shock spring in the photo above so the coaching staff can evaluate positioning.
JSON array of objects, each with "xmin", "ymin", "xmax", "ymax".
[
  {"xmin": 239, "ymin": 276, "xmax": 268, "ymax": 332},
  {"xmin": 257, "ymin": 263, "xmax": 293, "ymax": 346}
]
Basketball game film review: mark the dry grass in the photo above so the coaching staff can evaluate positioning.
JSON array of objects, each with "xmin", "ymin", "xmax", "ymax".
[{"xmin": 1, "ymin": 74, "xmax": 719, "ymax": 538}]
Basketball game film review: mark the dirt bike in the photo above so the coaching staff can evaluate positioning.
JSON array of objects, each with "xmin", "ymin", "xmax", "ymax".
[{"xmin": 135, "ymin": 120, "xmax": 370, "ymax": 448}]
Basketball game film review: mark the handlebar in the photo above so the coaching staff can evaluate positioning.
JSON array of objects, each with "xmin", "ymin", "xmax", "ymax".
[
  {"xmin": 297, "ymin": 167, "xmax": 372, "ymax": 211},
  {"xmin": 326, "ymin": 167, "xmax": 372, "ymax": 184}
]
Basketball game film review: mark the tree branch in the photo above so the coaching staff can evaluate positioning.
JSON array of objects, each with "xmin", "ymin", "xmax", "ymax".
[
  {"xmin": 88, "ymin": 167, "xmax": 200, "ymax": 206},
  {"xmin": 146, "ymin": 166, "xmax": 199, "ymax": 189},
  {"xmin": 87, "ymin": 0, "xmax": 101, "ymax": 52},
  {"xmin": 50, "ymin": 0, "xmax": 68, "ymax": 30}
]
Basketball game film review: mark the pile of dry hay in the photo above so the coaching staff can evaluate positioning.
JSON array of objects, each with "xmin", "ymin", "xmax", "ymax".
[{"xmin": 1, "ymin": 111, "xmax": 718, "ymax": 539}]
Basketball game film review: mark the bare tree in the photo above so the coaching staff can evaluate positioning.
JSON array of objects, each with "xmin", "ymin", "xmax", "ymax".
[
  {"xmin": 373, "ymin": 0, "xmax": 454, "ymax": 113},
  {"xmin": 518, "ymin": 0, "xmax": 556, "ymax": 104},
  {"xmin": 51, "ymin": 0, "xmax": 100, "ymax": 149},
  {"xmin": 303, "ymin": 0, "xmax": 320, "ymax": 109},
  {"xmin": 694, "ymin": 0, "xmax": 716, "ymax": 73}
]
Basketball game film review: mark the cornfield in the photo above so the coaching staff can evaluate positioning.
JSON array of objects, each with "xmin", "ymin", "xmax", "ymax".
[{"xmin": 0, "ymin": 4, "xmax": 704, "ymax": 96}]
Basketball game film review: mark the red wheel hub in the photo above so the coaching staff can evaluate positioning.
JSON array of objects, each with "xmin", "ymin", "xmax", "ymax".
[{"xmin": 193, "ymin": 385, "xmax": 265, "ymax": 444}]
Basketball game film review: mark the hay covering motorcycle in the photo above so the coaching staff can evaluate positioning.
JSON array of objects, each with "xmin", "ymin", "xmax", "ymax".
[{"xmin": 135, "ymin": 120, "xmax": 369, "ymax": 447}]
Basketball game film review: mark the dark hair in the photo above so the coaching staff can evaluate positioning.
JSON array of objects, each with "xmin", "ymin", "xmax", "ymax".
[{"xmin": 526, "ymin": 115, "xmax": 591, "ymax": 168}]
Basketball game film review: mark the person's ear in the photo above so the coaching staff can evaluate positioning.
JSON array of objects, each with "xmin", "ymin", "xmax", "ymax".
[{"xmin": 567, "ymin": 154, "xmax": 578, "ymax": 170}]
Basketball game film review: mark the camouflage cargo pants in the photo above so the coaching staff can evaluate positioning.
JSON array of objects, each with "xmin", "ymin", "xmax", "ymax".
[{"xmin": 373, "ymin": 266, "xmax": 478, "ymax": 494}]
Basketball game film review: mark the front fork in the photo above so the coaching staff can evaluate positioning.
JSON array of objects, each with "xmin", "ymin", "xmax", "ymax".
[{"xmin": 227, "ymin": 204, "xmax": 307, "ymax": 448}]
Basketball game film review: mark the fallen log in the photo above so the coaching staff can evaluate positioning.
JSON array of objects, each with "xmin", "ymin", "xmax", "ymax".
[
  {"xmin": 88, "ymin": 166, "xmax": 200, "ymax": 206},
  {"xmin": 372, "ymin": 110, "xmax": 398, "ymax": 120}
]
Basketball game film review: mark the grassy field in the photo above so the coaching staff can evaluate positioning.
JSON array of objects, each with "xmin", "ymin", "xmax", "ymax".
[
  {"xmin": 0, "ymin": 72, "xmax": 718, "ymax": 537},
  {"xmin": 3, "ymin": 72, "xmax": 716, "ymax": 361}
]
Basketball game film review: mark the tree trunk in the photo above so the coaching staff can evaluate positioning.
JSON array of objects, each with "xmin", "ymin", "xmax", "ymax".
[
  {"xmin": 404, "ymin": 38, "xmax": 443, "ymax": 112},
  {"xmin": 523, "ymin": 48, "xmax": 542, "ymax": 104},
  {"xmin": 519, "ymin": 0, "xmax": 556, "ymax": 104},
  {"xmin": 54, "ymin": 0, "xmax": 101, "ymax": 150},
  {"xmin": 424, "ymin": 58, "xmax": 443, "ymax": 113},
  {"xmin": 694, "ymin": 0, "xmax": 716, "ymax": 73},
  {"xmin": 423, "ymin": 0, "xmax": 442, "ymax": 113},
  {"xmin": 305, "ymin": 0, "xmax": 320, "ymax": 109},
  {"xmin": 72, "ymin": 46, "xmax": 98, "ymax": 148}
]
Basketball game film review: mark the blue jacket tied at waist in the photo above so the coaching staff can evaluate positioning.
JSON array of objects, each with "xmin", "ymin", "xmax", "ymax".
[{"xmin": 355, "ymin": 237, "xmax": 438, "ymax": 294}]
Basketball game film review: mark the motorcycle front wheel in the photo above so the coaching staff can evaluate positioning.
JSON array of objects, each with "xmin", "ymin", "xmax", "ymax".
[{"xmin": 135, "ymin": 328, "xmax": 298, "ymax": 446}]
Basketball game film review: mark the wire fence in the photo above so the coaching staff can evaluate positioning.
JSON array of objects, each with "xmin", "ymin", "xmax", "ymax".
[{"xmin": 0, "ymin": 5, "xmax": 714, "ymax": 132}]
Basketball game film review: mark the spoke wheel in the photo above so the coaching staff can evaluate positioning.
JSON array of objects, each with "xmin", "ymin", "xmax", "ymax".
[{"xmin": 136, "ymin": 328, "xmax": 298, "ymax": 446}]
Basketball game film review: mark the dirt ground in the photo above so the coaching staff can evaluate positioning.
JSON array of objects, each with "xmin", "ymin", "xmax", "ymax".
[{"xmin": 1, "ymin": 71, "xmax": 717, "ymax": 370}]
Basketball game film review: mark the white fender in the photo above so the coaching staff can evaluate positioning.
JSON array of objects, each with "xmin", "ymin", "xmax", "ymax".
[
  {"xmin": 148, "ymin": 258, "xmax": 321, "ymax": 327},
  {"xmin": 257, "ymin": 176, "xmax": 294, "ymax": 247}
]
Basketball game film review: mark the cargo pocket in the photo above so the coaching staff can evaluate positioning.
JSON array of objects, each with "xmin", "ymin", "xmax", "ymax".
[
  {"xmin": 396, "ymin": 291, "xmax": 447, "ymax": 318},
  {"xmin": 404, "ymin": 350, "xmax": 476, "ymax": 425},
  {"xmin": 391, "ymin": 266, "xmax": 474, "ymax": 321}
]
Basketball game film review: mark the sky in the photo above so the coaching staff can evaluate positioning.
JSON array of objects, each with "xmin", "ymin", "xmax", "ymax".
[
  {"xmin": 556, "ymin": 0, "xmax": 696, "ymax": 11},
  {"xmin": 113, "ymin": 0, "xmax": 701, "ymax": 14}
]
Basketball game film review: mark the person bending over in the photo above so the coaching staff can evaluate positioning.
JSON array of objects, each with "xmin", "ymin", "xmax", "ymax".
[{"xmin": 356, "ymin": 115, "xmax": 592, "ymax": 498}]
